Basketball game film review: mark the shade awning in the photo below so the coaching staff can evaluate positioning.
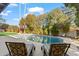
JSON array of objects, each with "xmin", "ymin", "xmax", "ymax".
[{"xmin": 0, "ymin": 3, "xmax": 9, "ymax": 13}]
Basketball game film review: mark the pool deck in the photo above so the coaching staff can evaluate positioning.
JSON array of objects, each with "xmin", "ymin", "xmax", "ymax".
[
  {"xmin": 0, "ymin": 34, "xmax": 79, "ymax": 56},
  {"xmin": 0, "ymin": 36, "xmax": 44, "ymax": 56},
  {"xmin": 33, "ymin": 43, "xmax": 43, "ymax": 56}
]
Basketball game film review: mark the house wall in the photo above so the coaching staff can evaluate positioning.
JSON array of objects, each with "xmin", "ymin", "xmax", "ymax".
[{"xmin": 0, "ymin": 29, "xmax": 4, "ymax": 32}]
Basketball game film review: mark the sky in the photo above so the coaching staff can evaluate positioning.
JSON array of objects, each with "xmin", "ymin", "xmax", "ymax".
[{"xmin": 0, "ymin": 3, "xmax": 65, "ymax": 26}]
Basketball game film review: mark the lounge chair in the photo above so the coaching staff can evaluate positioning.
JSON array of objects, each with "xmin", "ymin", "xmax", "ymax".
[
  {"xmin": 41, "ymin": 43, "xmax": 70, "ymax": 56},
  {"xmin": 5, "ymin": 42, "xmax": 35, "ymax": 56}
]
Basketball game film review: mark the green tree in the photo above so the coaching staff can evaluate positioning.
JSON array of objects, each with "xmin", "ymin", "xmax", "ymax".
[
  {"xmin": 64, "ymin": 3, "xmax": 79, "ymax": 27},
  {"xmin": 46, "ymin": 14, "xmax": 53, "ymax": 35},
  {"xmin": 37, "ymin": 14, "xmax": 48, "ymax": 35},
  {"xmin": 0, "ymin": 23, "xmax": 9, "ymax": 31},
  {"xmin": 74, "ymin": 18, "xmax": 79, "ymax": 27},
  {"xmin": 24, "ymin": 14, "xmax": 37, "ymax": 31},
  {"xmin": 7, "ymin": 25, "xmax": 19, "ymax": 32},
  {"xmin": 19, "ymin": 17, "xmax": 25, "ymax": 33},
  {"xmin": 1, "ymin": 24, "xmax": 9, "ymax": 31},
  {"xmin": 47, "ymin": 8, "xmax": 69, "ymax": 35},
  {"xmin": 60, "ymin": 22, "xmax": 70, "ymax": 36},
  {"xmin": 51, "ymin": 24, "xmax": 59, "ymax": 36},
  {"xmin": 48, "ymin": 8, "xmax": 69, "ymax": 24},
  {"xmin": 37, "ymin": 14, "xmax": 47, "ymax": 27}
]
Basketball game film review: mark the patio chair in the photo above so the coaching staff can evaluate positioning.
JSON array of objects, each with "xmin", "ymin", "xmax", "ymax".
[
  {"xmin": 41, "ymin": 43, "xmax": 70, "ymax": 56},
  {"xmin": 5, "ymin": 42, "xmax": 35, "ymax": 56}
]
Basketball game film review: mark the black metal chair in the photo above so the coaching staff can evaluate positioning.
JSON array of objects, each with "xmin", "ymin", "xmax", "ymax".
[{"xmin": 5, "ymin": 42, "xmax": 35, "ymax": 56}]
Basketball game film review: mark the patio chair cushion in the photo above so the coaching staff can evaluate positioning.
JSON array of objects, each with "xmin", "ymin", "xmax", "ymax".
[
  {"xmin": 49, "ymin": 43, "xmax": 70, "ymax": 56},
  {"xmin": 5, "ymin": 42, "xmax": 27, "ymax": 56}
]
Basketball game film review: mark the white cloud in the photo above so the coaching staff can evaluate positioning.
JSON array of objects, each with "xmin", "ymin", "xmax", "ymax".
[
  {"xmin": 6, "ymin": 10, "xmax": 12, "ymax": 13},
  {"xmin": 27, "ymin": 7, "xmax": 45, "ymax": 14},
  {"xmin": 9, "ymin": 3, "xmax": 18, "ymax": 7},
  {"xmin": 0, "ymin": 12, "xmax": 8, "ymax": 16},
  {"xmin": 0, "ymin": 10, "xmax": 12, "ymax": 16},
  {"xmin": 13, "ymin": 18, "xmax": 20, "ymax": 21}
]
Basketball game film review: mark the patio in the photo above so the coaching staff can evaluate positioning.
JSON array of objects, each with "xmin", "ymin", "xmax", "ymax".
[{"xmin": 0, "ymin": 34, "xmax": 79, "ymax": 56}]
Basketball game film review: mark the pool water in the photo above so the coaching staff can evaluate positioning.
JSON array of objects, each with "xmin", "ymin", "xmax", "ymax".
[{"xmin": 28, "ymin": 35, "xmax": 63, "ymax": 44}]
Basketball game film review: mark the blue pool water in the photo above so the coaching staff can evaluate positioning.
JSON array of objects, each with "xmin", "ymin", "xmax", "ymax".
[{"xmin": 28, "ymin": 35, "xmax": 63, "ymax": 44}]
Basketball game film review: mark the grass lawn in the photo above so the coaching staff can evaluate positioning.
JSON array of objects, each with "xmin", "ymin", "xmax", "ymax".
[{"xmin": 0, "ymin": 32, "xmax": 17, "ymax": 36}]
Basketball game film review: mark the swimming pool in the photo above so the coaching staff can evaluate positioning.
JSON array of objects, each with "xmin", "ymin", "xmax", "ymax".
[{"xmin": 28, "ymin": 35, "xmax": 63, "ymax": 44}]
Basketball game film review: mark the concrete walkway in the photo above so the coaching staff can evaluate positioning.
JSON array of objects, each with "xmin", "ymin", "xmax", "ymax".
[{"xmin": 33, "ymin": 43, "xmax": 43, "ymax": 56}]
